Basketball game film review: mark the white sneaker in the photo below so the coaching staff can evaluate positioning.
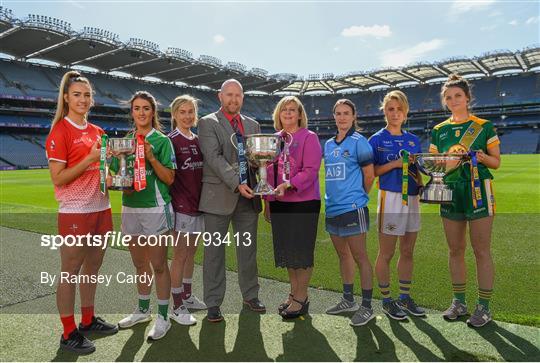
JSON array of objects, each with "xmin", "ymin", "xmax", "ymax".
[
  {"xmin": 147, "ymin": 315, "xmax": 171, "ymax": 341},
  {"xmin": 118, "ymin": 307, "xmax": 152, "ymax": 328},
  {"xmin": 170, "ymin": 305, "xmax": 197, "ymax": 326},
  {"xmin": 183, "ymin": 295, "xmax": 207, "ymax": 310}
]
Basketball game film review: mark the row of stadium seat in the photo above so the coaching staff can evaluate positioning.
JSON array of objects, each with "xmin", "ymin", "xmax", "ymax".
[
  {"xmin": 1, "ymin": 60, "xmax": 538, "ymax": 121},
  {"xmin": 0, "ymin": 133, "xmax": 49, "ymax": 167}
]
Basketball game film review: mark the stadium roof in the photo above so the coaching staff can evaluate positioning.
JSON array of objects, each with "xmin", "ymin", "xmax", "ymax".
[{"xmin": 0, "ymin": 8, "xmax": 538, "ymax": 95}]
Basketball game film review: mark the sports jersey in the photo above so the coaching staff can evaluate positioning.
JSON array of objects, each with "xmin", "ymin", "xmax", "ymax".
[
  {"xmin": 324, "ymin": 128, "xmax": 374, "ymax": 217},
  {"xmin": 368, "ymin": 128, "xmax": 422, "ymax": 195},
  {"xmin": 45, "ymin": 117, "xmax": 110, "ymax": 213},
  {"xmin": 429, "ymin": 115, "xmax": 500, "ymax": 183},
  {"xmin": 168, "ymin": 128, "xmax": 203, "ymax": 215},
  {"xmin": 110, "ymin": 128, "xmax": 177, "ymax": 208}
]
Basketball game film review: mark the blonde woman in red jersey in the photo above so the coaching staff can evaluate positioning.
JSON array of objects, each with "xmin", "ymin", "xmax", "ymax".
[{"xmin": 45, "ymin": 71, "xmax": 118, "ymax": 355}]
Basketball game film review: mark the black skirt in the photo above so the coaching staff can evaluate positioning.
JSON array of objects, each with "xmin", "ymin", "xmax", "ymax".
[{"xmin": 269, "ymin": 199, "xmax": 321, "ymax": 269}]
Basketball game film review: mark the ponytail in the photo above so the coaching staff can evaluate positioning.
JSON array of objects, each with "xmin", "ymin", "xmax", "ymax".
[{"xmin": 51, "ymin": 71, "xmax": 92, "ymax": 132}]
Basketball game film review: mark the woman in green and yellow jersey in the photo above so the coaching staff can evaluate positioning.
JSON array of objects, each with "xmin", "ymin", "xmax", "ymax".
[{"xmin": 429, "ymin": 74, "xmax": 501, "ymax": 328}]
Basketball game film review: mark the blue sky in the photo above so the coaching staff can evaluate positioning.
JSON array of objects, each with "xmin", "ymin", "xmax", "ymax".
[{"xmin": 3, "ymin": 1, "xmax": 539, "ymax": 76}]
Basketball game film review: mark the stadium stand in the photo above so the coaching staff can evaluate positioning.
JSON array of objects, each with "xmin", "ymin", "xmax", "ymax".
[
  {"xmin": 0, "ymin": 9, "xmax": 538, "ymax": 168},
  {"xmin": 0, "ymin": 133, "xmax": 48, "ymax": 167}
]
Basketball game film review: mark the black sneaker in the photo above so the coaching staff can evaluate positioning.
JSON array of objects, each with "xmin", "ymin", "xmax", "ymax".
[
  {"xmin": 382, "ymin": 299, "xmax": 408, "ymax": 321},
  {"xmin": 79, "ymin": 316, "xmax": 119, "ymax": 336},
  {"xmin": 59, "ymin": 329, "xmax": 96, "ymax": 355},
  {"xmin": 207, "ymin": 306, "xmax": 224, "ymax": 323},
  {"xmin": 398, "ymin": 297, "xmax": 426, "ymax": 317}
]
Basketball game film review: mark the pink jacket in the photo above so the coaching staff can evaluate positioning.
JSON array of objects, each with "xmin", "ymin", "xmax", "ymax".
[{"xmin": 265, "ymin": 128, "xmax": 322, "ymax": 202}]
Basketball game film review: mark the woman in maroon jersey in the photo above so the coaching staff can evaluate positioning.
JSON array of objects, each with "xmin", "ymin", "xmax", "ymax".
[{"xmin": 168, "ymin": 95, "xmax": 206, "ymax": 325}]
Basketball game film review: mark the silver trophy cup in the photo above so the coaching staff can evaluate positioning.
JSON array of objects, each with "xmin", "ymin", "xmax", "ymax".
[
  {"xmin": 109, "ymin": 138, "xmax": 136, "ymax": 191},
  {"xmin": 415, "ymin": 153, "xmax": 468, "ymax": 203},
  {"xmin": 245, "ymin": 134, "xmax": 283, "ymax": 195}
]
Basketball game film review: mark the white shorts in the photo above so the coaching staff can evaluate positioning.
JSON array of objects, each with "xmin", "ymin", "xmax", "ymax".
[
  {"xmin": 377, "ymin": 190, "xmax": 421, "ymax": 236},
  {"xmin": 174, "ymin": 212, "xmax": 204, "ymax": 233},
  {"xmin": 121, "ymin": 203, "xmax": 174, "ymax": 236}
]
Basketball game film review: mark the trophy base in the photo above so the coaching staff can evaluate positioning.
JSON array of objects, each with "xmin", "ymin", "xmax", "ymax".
[
  {"xmin": 420, "ymin": 185, "xmax": 453, "ymax": 204},
  {"xmin": 109, "ymin": 176, "xmax": 133, "ymax": 191},
  {"xmin": 253, "ymin": 182, "xmax": 275, "ymax": 196},
  {"xmin": 109, "ymin": 185, "xmax": 134, "ymax": 191}
]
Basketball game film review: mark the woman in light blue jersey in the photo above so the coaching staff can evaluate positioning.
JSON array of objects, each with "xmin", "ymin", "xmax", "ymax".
[{"xmin": 323, "ymin": 98, "xmax": 376, "ymax": 327}]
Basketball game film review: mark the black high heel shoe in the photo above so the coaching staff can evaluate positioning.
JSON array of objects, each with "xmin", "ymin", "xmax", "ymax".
[
  {"xmin": 280, "ymin": 297, "xmax": 309, "ymax": 319},
  {"xmin": 278, "ymin": 294, "xmax": 294, "ymax": 314}
]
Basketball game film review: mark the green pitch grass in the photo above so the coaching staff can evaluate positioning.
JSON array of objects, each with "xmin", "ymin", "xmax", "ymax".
[{"xmin": 1, "ymin": 154, "xmax": 539, "ymax": 326}]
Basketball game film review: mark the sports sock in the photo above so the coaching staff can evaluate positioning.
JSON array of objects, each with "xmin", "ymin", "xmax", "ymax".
[
  {"xmin": 399, "ymin": 280, "xmax": 411, "ymax": 301},
  {"xmin": 361, "ymin": 289, "xmax": 373, "ymax": 309},
  {"xmin": 157, "ymin": 299, "xmax": 169, "ymax": 320},
  {"xmin": 478, "ymin": 288, "xmax": 493, "ymax": 310},
  {"xmin": 181, "ymin": 278, "xmax": 192, "ymax": 300},
  {"xmin": 60, "ymin": 315, "xmax": 77, "ymax": 339},
  {"xmin": 80, "ymin": 305, "xmax": 94, "ymax": 327},
  {"xmin": 379, "ymin": 283, "xmax": 391, "ymax": 303},
  {"xmin": 138, "ymin": 294, "xmax": 151, "ymax": 313},
  {"xmin": 452, "ymin": 283, "xmax": 466, "ymax": 304},
  {"xmin": 343, "ymin": 283, "xmax": 354, "ymax": 302},
  {"xmin": 171, "ymin": 286, "xmax": 183, "ymax": 310}
]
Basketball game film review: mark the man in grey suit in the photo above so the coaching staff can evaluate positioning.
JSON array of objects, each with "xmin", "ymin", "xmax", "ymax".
[{"xmin": 198, "ymin": 79, "xmax": 265, "ymax": 322}]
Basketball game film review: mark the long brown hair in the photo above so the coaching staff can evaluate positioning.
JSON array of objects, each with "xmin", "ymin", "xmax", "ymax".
[
  {"xmin": 440, "ymin": 73, "xmax": 473, "ymax": 109},
  {"xmin": 51, "ymin": 71, "xmax": 93, "ymax": 132},
  {"xmin": 129, "ymin": 91, "xmax": 162, "ymax": 132}
]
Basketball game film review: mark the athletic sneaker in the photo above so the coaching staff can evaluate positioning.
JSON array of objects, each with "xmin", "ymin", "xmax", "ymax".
[
  {"xmin": 59, "ymin": 329, "xmax": 95, "ymax": 355},
  {"xmin": 398, "ymin": 297, "xmax": 426, "ymax": 317},
  {"xmin": 325, "ymin": 299, "xmax": 359, "ymax": 315},
  {"xmin": 183, "ymin": 295, "xmax": 207, "ymax": 310},
  {"xmin": 382, "ymin": 299, "xmax": 408, "ymax": 320},
  {"xmin": 442, "ymin": 299, "xmax": 468, "ymax": 321},
  {"xmin": 170, "ymin": 305, "xmax": 197, "ymax": 326},
  {"xmin": 350, "ymin": 305, "xmax": 375, "ymax": 326},
  {"xmin": 466, "ymin": 304, "xmax": 492, "ymax": 328},
  {"xmin": 118, "ymin": 307, "xmax": 152, "ymax": 329},
  {"xmin": 79, "ymin": 316, "xmax": 119, "ymax": 336},
  {"xmin": 147, "ymin": 315, "xmax": 171, "ymax": 341}
]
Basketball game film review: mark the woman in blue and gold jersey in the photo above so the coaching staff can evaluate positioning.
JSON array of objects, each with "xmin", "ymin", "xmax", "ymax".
[{"xmin": 368, "ymin": 90, "xmax": 425, "ymax": 321}]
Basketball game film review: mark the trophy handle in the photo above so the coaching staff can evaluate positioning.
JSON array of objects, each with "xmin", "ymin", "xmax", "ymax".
[{"xmin": 230, "ymin": 133, "xmax": 238, "ymax": 150}]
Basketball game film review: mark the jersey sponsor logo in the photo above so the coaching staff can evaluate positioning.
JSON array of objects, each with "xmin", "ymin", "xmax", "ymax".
[
  {"xmin": 181, "ymin": 157, "xmax": 204, "ymax": 170},
  {"xmin": 440, "ymin": 131, "xmax": 449, "ymax": 140},
  {"xmin": 50, "ymin": 140, "xmax": 56, "ymax": 150},
  {"xmin": 73, "ymin": 133, "xmax": 97, "ymax": 147},
  {"xmin": 386, "ymin": 153, "xmax": 401, "ymax": 162},
  {"xmin": 325, "ymin": 162, "xmax": 346, "ymax": 180}
]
